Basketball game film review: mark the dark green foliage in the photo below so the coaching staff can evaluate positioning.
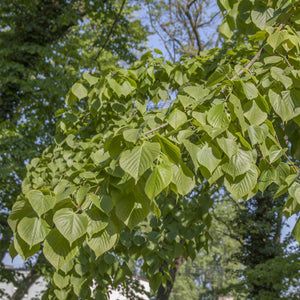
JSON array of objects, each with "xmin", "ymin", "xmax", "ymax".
[{"xmin": 0, "ymin": 0, "xmax": 148, "ymax": 297}]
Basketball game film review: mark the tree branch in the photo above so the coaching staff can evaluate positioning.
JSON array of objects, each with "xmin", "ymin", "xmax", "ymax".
[
  {"xmin": 160, "ymin": 24, "xmax": 185, "ymax": 51},
  {"xmin": 211, "ymin": 211, "xmax": 244, "ymax": 247},
  {"xmin": 95, "ymin": 0, "xmax": 127, "ymax": 61},
  {"xmin": 184, "ymin": 4, "xmax": 203, "ymax": 53},
  {"xmin": 143, "ymin": 123, "xmax": 169, "ymax": 136},
  {"xmin": 148, "ymin": 7, "xmax": 175, "ymax": 62},
  {"xmin": 232, "ymin": 1, "xmax": 300, "ymax": 80}
]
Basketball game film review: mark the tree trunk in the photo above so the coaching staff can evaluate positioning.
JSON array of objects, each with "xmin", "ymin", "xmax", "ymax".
[
  {"xmin": 0, "ymin": 233, "xmax": 11, "ymax": 262},
  {"xmin": 156, "ymin": 256, "xmax": 184, "ymax": 300}
]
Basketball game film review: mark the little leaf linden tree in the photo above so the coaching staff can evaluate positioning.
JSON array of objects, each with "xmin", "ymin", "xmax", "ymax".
[{"xmin": 8, "ymin": 0, "xmax": 300, "ymax": 297}]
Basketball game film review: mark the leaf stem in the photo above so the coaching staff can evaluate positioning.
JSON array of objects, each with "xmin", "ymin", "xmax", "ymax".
[{"xmin": 275, "ymin": 134, "xmax": 298, "ymax": 173}]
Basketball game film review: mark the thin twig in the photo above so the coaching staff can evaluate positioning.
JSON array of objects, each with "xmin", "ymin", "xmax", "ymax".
[
  {"xmin": 81, "ymin": 112, "xmax": 91, "ymax": 123},
  {"xmin": 95, "ymin": 0, "xmax": 127, "ymax": 61},
  {"xmin": 275, "ymin": 133, "xmax": 298, "ymax": 173},
  {"xmin": 215, "ymin": 32, "xmax": 221, "ymax": 48},
  {"xmin": 94, "ymin": 182, "xmax": 102, "ymax": 195},
  {"xmin": 143, "ymin": 122, "xmax": 169, "ymax": 136},
  {"xmin": 148, "ymin": 6, "xmax": 175, "ymax": 62},
  {"xmin": 211, "ymin": 211, "xmax": 244, "ymax": 246},
  {"xmin": 221, "ymin": 2, "xmax": 299, "ymax": 93},
  {"xmin": 256, "ymin": 144, "xmax": 276, "ymax": 169},
  {"xmin": 187, "ymin": 0, "xmax": 197, "ymax": 9},
  {"xmin": 160, "ymin": 24, "xmax": 185, "ymax": 51},
  {"xmin": 184, "ymin": 4, "xmax": 203, "ymax": 53},
  {"xmin": 197, "ymin": 12, "xmax": 219, "ymax": 28},
  {"xmin": 275, "ymin": 51, "xmax": 292, "ymax": 67}
]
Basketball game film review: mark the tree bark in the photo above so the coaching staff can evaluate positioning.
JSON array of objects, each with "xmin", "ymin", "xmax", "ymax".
[{"xmin": 156, "ymin": 256, "xmax": 184, "ymax": 300}]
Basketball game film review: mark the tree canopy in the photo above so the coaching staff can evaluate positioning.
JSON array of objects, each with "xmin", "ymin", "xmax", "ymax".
[
  {"xmin": 6, "ymin": 0, "xmax": 300, "ymax": 299},
  {"xmin": 0, "ymin": 0, "xmax": 148, "ymax": 298}
]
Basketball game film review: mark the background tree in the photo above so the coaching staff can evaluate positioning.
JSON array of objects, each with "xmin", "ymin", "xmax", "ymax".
[
  {"xmin": 232, "ymin": 191, "xmax": 300, "ymax": 299},
  {"xmin": 147, "ymin": 0, "xmax": 221, "ymax": 60},
  {"xmin": 170, "ymin": 194, "xmax": 244, "ymax": 300},
  {"xmin": 0, "ymin": 0, "xmax": 148, "ymax": 298},
  {"xmin": 148, "ymin": 0, "xmax": 300, "ymax": 298}
]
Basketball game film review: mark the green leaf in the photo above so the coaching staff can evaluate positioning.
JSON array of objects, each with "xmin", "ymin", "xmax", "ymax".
[
  {"xmin": 269, "ymin": 145, "xmax": 286, "ymax": 163},
  {"xmin": 244, "ymin": 100, "xmax": 267, "ymax": 125},
  {"xmin": 115, "ymin": 186, "xmax": 150, "ymax": 230},
  {"xmin": 87, "ymin": 224, "xmax": 118, "ymax": 258},
  {"xmin": 174, "ymin": 70, "xmax": 184, "ymax": 85},
  {"xmin": 258, "ymin": 168, "xmax": 277, "ymax": 193},
  {"xmin": 145, "ymin": 164, "xmax": 172, "ymax": 200},
  {"xmin": 208, "ymin": 165, "xmax": 224, "ymax": 185},
  {"xmin": 85, "ymin": 207, "xmax": 109, "ymax": 237},
  {"xmin": 27, "ymin": 190, "xmax": 56, "ymax": 216},
  {"xmin": 91, "ymin": 149, "xmax": 110, "ymax": 165},
  {"xmin": 222, "ymin": 149, "xmax": 253, "ymax": 178},
  {"xmin": 87, "ymin": 193, "xmax": 113, "ymax": 214},
  {"xmin": 43, "ymin": 229, "xmax": 78, "ymax": 270},
  {"xmin": 107, "ymin": 78, "xmax": 123, "ymax": 97},
  {"xmin": 122, "ymin": 80, "xmax": 135, "ymax": 97},
  {"xmin": 54, "ymin": 180, "xmax": 76, "ymax": 202},
  {"xmin": 154, "ymin": 48, "xmax": 163, "ymax": 55},
  {"xmin": 200, "ymin": 124, "xmax": 226, "ymax": 139},
  {"xmin": 182, "ymin": 140, "xmax": 200, "ymax": 168},
  {"xmin": 14, "ymin": 233, "xmax": 40, "ymax": 261},
  {"xmin": 171, "ymin": 163, "xmax": 195, "ymax": 195},
  {"xmin": 71, "ymin": 83, "xmax": 88, "ymax": 100},
  {"xmin": 54, "ymin": 288, "xmax": 70, "ymax": 300},
  {"xmin": 269, "ymin": 89, "xmax": 293, "ymax": 122},
  {"xmin": 216, "ymin": 137, "xmax": 238, "ymax": 158},
  {"xmin": 207, "ymin": 65, "xmax": 230, "ymax": 86},
  {"xmin": 270, "ymin": 67, "xmax": 293, "ymax": 89},
  {"xmin": 83, "ymin": 73, "xmax": 98, "ymax": 85},
  {"xmin": 53, "ymin": 272, "xmax": 70, "ymax": 290},
  {"xmin": 243, "ymin": 82, "xmax": 258, "ymax": 100},
  {"xmin": 292, "ymin": 217, "xmax": 300, "ymax": 244},
  {"xmin": 53, "ymin": 208, "xmax": 88, "ymax": 245},
  {"xmin": 183, "ymin": 85, "xmax": 209, "ymax": 100},
  {"xmin": 288, "ymin": 182, "xmax": 300, "ymax": 203},
  {"xmin": 178, "ymin": 95, "xmax": 197, "ymax": 108},
  {"xmin": 218, "ymin": 0, "xmax": 231, "ymax": 11},
  {"xmin": 267, "ymin": 31, "xmax": 290, "ymax": 50},
  {"xmin": 219, "ymin": 20, "xmax": 234, "ymax": 39},
  {"xmin": 166, "ymin": 109, "xmax": 187, "ymax": 130},
  {"xmin": 247, "ymin": 125, "xmax": 266, "ymax": 145},
  {"xmin": 229, "ymin": 94, "xmax": 248, "ymax": 133},
  {"xmin": 18, "ymin": 216, "xmax": 50, "ymax": 247},
  {"xmin": 225, "ymin": 165, "xmax": 259, "ymax": 200},
  {"xmin": 119, "ymin": 142, "xmax": 161, "ymax": 181},
  {"xmin": 123, "ymin": 128, "xmax": 140, "ymax": 143},
  {"xmin": 9, "ymin": 242, "xmax": 18, "ymax": 261},
  {"xmin": 192, "ymin": 111, "xmax": 206, "ymax": 125},
  {"xmin": 207, "ymin": 103, "xmax": 230, "ymax": 128},
  {"xmin": 8, "ymin": 200, "xmax": 32, "ymax": 232},
  {"xmin": 155, "ymin": 135, "xmax": 181, "ymax": 163},
  {"xmin": 197, "ymin": 144, "xmax": 221, "ymax": 174},
  {"xmin": 251, "ymin": 7, "xmax": 274, "ymax": 30},
  {"xmin": 75, "ymin": 185, "xmax": 90, "ymax": 207}
]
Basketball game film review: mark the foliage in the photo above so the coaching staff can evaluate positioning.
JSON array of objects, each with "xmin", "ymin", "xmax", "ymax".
[
  {"xmin": 0, "ymin": 0, "xmax": 148, "ymax": 297},
  {"xmin": 170, "ymin": 192, "xmax": 300, "ymax": 300},
  {"xmin": 6, "ymin": 0, "xmax": 300, "ymax": 298},
  {"xmin": 170, "ymin": 195, "xmax": 244, "ymax": 300},
  {"xmin": 233, "ymin": 191, "xmax": 300, "ymax": 299}
]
